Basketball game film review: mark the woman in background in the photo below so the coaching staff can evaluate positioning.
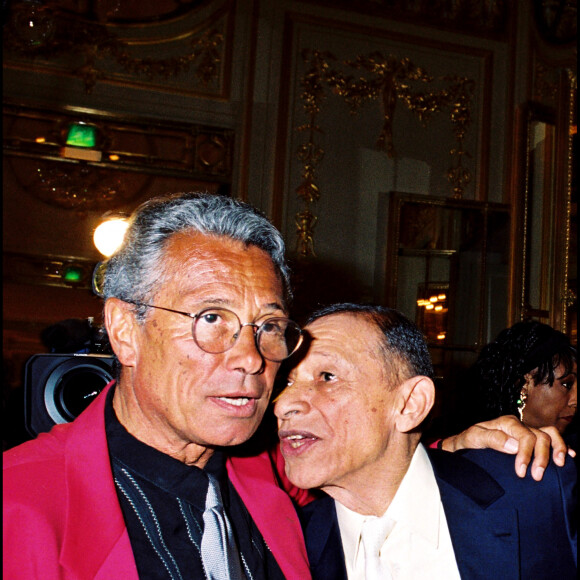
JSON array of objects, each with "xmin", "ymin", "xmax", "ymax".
[{"xmin": 466, "ymin": 321, "xmax": 576, "ymax": 436}]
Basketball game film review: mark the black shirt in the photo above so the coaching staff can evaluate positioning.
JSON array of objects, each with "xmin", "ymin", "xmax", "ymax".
[{"xmin": 105, "ymin": 389, "xmax": 284, "ymax": 579}]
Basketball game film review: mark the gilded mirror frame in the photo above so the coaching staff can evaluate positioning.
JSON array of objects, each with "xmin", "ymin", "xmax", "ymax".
[
  {"xmin": 385, "ymin": 192, "xmax": 511, "ymax": 355},
  {"xmin": 512, "ymin": 70, "xmax": 576, "ymax": 338}
]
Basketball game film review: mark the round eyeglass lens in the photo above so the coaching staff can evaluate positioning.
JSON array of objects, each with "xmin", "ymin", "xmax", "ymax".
[
  {"xmin": 257, "ymin": 318, "xmax": 302, "ymax": 361},
  {"xmin": 192, "ymin": 308, "xmax": 302, "ymax": 361},
  {"xmin": 193, "ymin": 309, "xmax": 240, "ymax": 353}
]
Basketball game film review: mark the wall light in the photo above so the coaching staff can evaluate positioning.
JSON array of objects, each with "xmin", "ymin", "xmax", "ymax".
[
  {"xmin": 61, "ymin": 121, "xmax": 102, "ymax": 162},
  {"xmin": 93, "ymin": 216, "xmax": 129, "ymax": 257}
]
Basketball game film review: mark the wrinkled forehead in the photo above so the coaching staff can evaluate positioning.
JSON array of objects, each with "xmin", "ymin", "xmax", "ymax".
[
  {"xmin": 306, "ymin": 312, "xmax": 383, "ymax": 344},
  {"xmin": 156, "ymin": 231, "xmax": 286, "ymax": 305},
  {"xmin": 303, "ymin": 313, "xmax": 387, "ymax": 365},
  {"xmin": 162, "ymin": 230, "xmax": 271, "ymax": 264},
  {"xmin": 304, "ymin": 312, "xmax": 411, "ymax": 384}
]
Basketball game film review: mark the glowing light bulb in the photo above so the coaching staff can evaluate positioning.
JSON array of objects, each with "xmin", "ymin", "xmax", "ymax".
[{"xmin": 93, "ymin": 218, "xmax": 129, "ymax": 257}]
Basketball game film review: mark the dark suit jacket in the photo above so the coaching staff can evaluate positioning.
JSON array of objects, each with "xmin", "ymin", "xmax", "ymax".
[{"xmin": 300, "ymin": 448, "xmax": 577, "ymax": 580}]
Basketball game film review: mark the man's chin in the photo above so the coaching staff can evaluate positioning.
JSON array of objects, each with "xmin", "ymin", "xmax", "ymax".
[
  {"xmin": 223, "ymin": 420, "xmax": 268, "ymax": 446},
  {"xmin": 285, "ymin": 463, "xmax": 324, "ymax": 491}
]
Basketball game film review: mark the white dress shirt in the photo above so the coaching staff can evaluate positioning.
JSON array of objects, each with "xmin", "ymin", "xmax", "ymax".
[{"xmin": 335, "ymin": 444, "xmax": 461, "ymax": 580}]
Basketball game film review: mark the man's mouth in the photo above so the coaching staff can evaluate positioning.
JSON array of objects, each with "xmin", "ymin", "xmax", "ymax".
[
  {"xmin": 217, "ymin": 396, "xmax": 251, "ymax": 407},
  {"xmin": 286, "ymin": 434, "xmax": 309, "ymax": 448},
  {"xmin": 211, "ymin": 395, "xmax": 260, "ymax": 416},
  {"xmin": 279, "ymin": 430, "xmax": 319, "ymax": 453}
]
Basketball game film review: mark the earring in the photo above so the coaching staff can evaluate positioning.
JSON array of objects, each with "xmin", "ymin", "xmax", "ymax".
[{"xmin": 517, "ymin": 389, "xmax": 528, "ymax": 422}]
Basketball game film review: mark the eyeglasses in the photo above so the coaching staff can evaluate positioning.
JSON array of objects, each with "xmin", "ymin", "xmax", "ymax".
[{"xmin": 126, "ymin": 301, "xmax": 303, "ymax": 362}]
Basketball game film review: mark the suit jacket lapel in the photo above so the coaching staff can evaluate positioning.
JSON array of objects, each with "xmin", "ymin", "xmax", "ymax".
[
  {"xmin": 60, "ymin": 383, "xmax": 140, "ymax": 578},
  {"xmin": 227, "ymin": 452, "xmax": 311, "ymax": 580},
  {"xmin": 429, "ymin": 449, "xmax": 520, "ymax": 579},
  {"xmin": 301, "ymin": 494, "xmax": 348, "ymax": 580}
]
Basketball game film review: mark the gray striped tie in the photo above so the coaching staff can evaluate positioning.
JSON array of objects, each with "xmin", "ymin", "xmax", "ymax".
[{"xmin": 200, "ymin": 474, "xmax": 244, "ymax": 580}]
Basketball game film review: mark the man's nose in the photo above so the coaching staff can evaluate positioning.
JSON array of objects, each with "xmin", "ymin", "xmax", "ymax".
[
  {"xmin": 274, "ymin": 381, "xmax": 311, "ymax": 419},
  {"xmin": 225, "ymin": 325, "xmax": 264, "ymax": 375}
]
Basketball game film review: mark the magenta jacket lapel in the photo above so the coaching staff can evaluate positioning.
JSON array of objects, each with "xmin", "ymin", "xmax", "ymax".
[{"xmin": 227, "ymin": 451, "xmax": 312, "ymax": 580}]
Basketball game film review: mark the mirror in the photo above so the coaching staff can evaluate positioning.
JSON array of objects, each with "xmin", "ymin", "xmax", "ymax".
[
  {"xmin": 519, "ymin": 102, "xmax": 556, "ymax": 322},
  {"xmin": 385, "ymin": 192, "xmax": 511, "ymax": 374},
  {"xmin": 515, "ymin": 76, "xmax": 577, "ymax": 339}
]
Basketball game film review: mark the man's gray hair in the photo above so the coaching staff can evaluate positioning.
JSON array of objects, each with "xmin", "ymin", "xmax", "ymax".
[{"xmin": 102, "ymin": 192, "xmax": 291, "ymax": 317}]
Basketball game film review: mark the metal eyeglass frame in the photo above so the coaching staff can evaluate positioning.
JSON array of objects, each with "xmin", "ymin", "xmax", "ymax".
[{"xmin": 124, "ymin": 300, "xmax": 303, "ymax": 362}]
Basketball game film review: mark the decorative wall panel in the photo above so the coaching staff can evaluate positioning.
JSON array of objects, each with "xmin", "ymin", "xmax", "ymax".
[
  {"xmin": 275, "ymin": 11, "xmax": 504, "ymax": 303},
  {"xmin": 3, "ymin": 0, "xmax": 235, "ymax": 97}
]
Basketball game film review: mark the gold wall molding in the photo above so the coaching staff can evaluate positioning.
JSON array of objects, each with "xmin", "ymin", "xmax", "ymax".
[
  {"xmin": 3, "ymin": 102, "xmax": 234, "ymax": 213},
  {"xmin": 3, "ymin": 0, "xmax": 234, "ymax": 96},
  {"xmin": 308, "ymin": 1, "xmax": 510, "ymax": 38},
  {"xmin": 295, "ymin": 49, "xmax": 475, "ymax": 257},
  {"xmin": 533, "ymin": 61, "xmax": 562, "ymax": 105},
  {"xmin": 513, "ymin": 68, "xmax": 576, "ymax": 335},
  {"xmin": 3, "ymin": 252, "xmax": 97, "ymax": 291},
  {"xmin": 559, "ymin": 69, "xmax": 576, "ymax": 335}
]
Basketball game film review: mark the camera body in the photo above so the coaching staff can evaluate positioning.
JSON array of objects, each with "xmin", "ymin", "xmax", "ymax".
[{"xmin": 24, "ymin": 353, "xmax": 115, "ymax": 437}]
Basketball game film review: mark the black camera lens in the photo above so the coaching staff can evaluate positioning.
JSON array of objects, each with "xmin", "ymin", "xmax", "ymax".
[
  {"xmin": 25, "ymin": 353, "xmax": 116, "ymax": 437},
  {"xmin": 42, "ymin": 356, "xmax": 114, "ymax": 428},
  {"xmin": 56, "ymin": 368, "xmax": 110, "ymax": 421}
]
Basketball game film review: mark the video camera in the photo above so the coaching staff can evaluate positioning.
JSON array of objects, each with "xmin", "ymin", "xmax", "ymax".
[{"xmin": 24, "ymin": 318, "xmax": 116, "ymax": 437}]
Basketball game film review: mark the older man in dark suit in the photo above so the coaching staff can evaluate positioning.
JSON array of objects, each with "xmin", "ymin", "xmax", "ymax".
[{"xmin": 275, "ymin": 304, "xmax": 577, "ymax": 580}]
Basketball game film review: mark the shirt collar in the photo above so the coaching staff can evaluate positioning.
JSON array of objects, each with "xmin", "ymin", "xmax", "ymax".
[
  {"xmin": 386, "ymin": 443, "xmax": 441, "ymax": 547},
  {"xmin": 335, "ymin": 496, "xmax": 367, "ymax": 568},
  {"xmin": 104, "ymin": 385, "xmax": 228, "ymax": 509},
  {"xmin": 335, "ymin": 443, "xmax": 442, "ymax": 567}
]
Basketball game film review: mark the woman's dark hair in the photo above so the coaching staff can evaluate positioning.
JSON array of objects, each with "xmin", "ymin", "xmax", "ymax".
[{"xmin": 467, "ymin": 321, "xmax": 576, "ymax": 422}]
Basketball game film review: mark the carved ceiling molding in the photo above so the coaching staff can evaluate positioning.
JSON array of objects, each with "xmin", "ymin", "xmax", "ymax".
[
  {"xmin": 3, "ymin": 251, "xmax": 97, "ymax": 291},
  {"xmin": 294, "ymin": 49, "xmax": 475, "ymax": 258},
  {"xmin": 532, "ymin": 0, "xmax": 577, "ymax": 45},
  {"xmin": 3, "ymin": 102, "xmax": 234, "ymax": 213},
  {"xmin": 2, "ymin": 0, "xmax": 234, "ymax": 96},
  {"xmin": 531, "ymin": 51, "xmax": 577, "ymax": 108},
  {"xmin": 308, "ymin": 0, "xmax": 510, "ymax": 38}
]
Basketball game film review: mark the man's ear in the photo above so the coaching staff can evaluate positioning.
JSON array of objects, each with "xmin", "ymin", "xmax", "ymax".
[
  {"xmin": 104, "ymin": 298, "xmax": 139, "ymax": 367},
  {"xmin": 394, "ymin": 376, "xmax": 435, "ymax": 433}
]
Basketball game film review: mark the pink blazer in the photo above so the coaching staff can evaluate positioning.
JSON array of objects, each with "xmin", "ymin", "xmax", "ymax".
[{"xmin": 3, "ymin": 383, "xmax": 311, "ymax": 579}]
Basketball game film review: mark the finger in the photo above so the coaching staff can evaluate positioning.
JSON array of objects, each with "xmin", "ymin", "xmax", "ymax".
[
  {"xmin": 529, "ymin": 429, "xmax": 552, "ymax": 481},
  {"xmin": 474, "ymin": 417, "xmax": 537, "ymax": 476},
  {"xmin": 539, "ymin": 426, "xmax": 568, "ymax": 466},
  {"xmin": 458, "ymin": 425, "xmax": 519, "ymax": 453},
  {"xmin": 513, "ymin": 432, "xmax": 536, "ymax": 478},
  {"xmin": 475, "ymin": 415, "xmax": 531, "ymax": 438}
]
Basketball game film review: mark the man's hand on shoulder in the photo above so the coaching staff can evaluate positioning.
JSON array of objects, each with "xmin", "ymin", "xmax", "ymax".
[{"xmin": 440, "ymin": 415, "xmax": 575, "ymax": 481}]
